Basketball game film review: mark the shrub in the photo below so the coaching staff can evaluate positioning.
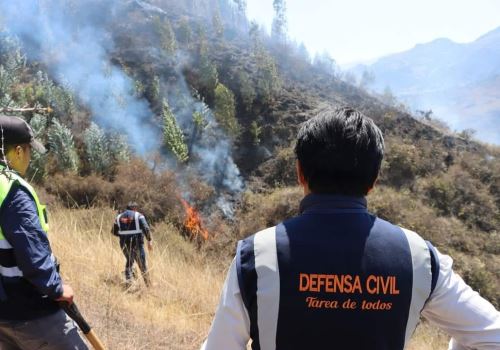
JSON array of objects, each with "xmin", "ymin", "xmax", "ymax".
[
  {"xmin": 46, "ymin": 173, "xmax": 114, "ymax": 208},
  {"xmin": 368, "ymin": 185, "xmax": 476, "ymax": 253},
  {"xmin": 46, "ymin": 158, "xmax": 181, "ymax": 223},
  {"xmin": 452, "ymin": 254, "xmax": 499, "ymax": 308},
  {"xmin": 45, "ymin": 158, "xmax": 224, "ymax": 228},
  {"xmin": 382, "ymin": 142, "xmax": 418, "ymax": 188},
  {"xmin": 422, "ymin": 166, "xmax": 499, "ymax": 232},
  {"xmin": 256, "ymin": 146, "xmax": 296, "ymax": 187},
  {"xmin": 235, "ymin": 186, "xmax": 302, "ymax": 240}
]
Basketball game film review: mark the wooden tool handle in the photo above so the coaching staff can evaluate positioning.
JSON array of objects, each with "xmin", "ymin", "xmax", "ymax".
[{"xmin": 85, "ymin": 329, "xmax": 107, "ymax": 350}]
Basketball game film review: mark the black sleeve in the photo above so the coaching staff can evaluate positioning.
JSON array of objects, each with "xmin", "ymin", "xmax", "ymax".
[{"xmin": 112, "ymin": 221, "xmax": 120, "ymax": 236}]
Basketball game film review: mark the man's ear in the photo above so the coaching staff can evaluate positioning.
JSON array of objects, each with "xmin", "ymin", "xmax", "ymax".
[
  {"xmin": 297, "ymin": 160, "xmax": 312, "ymax": 195},
  {"xmin": 15, "ymin": 145, "xmax": 23, "ymax": 157},
  {"xmin": 367, "ymin": 177, "xmax": 378, "ymax": 194},
  {"xmin": 296, "ymin": 160, "xmax": 306, "ymax": 186}
]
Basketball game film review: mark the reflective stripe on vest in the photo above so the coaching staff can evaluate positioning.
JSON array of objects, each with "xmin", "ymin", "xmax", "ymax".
[
  {"xmin": 0, "ymin": 166, "xmax": 50, "ymax": 279},
  {"xmin": 401, "ymin": 228, "xmax": 432, "ymax": 347},
  {"xmin": 0, "ymin": 265, "xmax": 23, "ymax": 277},
  {"xmin": 0, "ymin": 239, "xmax": 12, "ymax": 249},
  {"xmin": 0, "ymin": 252, "xmax": 56, "ymax": 282},
  {"xmin": 254, "ymin": 225, "xmax": 281, "ymax": 350},
  {"xmin": 116, "ymin": 211, "xmax": 142, "ymax": 235}
]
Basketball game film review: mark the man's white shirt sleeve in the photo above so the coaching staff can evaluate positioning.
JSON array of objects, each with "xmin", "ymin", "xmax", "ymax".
[
  {"xmin": 421, "ymin": 248, "xmax": 500, "ymax": 350},
  {"xmin": 201, "ymin": 258, "xmax": 250, "ymax": 350}
]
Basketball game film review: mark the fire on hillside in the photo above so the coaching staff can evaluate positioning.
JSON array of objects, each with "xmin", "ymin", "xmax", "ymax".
[{"xmin": 178, "ymin": 197, "xmax": 209, "ymax": 241}]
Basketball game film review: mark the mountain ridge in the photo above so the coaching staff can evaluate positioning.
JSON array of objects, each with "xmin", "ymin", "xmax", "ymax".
[{"xmin": 352, "ymin": 25, "xmax": 500, "ymax": 143}]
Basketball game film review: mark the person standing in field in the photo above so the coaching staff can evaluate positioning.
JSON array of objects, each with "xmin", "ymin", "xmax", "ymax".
[
  {"xmin": 201, "ymin": 107, "xmax": 500, "ymax": 350},
  {"xmin": 0, "ymin": 115, "xmax": 88, "ymax": 349},
  {"xmin": 112, "ymin": 201, "xmax": 153, "ymax": 287}
]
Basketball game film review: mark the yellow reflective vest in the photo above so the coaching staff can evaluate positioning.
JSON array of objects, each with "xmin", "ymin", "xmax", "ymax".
[{"xmin": 0, "ymin": 165, "xmax": 49, "ymax": 278}]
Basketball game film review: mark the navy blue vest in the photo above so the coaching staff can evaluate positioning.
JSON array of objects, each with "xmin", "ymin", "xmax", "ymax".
[
  {"xmin": 236, "ymin": 194, "xmax": 438, "ymax": 350},
  {"xmin": 116, "ymin": 210, "xmax": 142, "ymax": 236}
]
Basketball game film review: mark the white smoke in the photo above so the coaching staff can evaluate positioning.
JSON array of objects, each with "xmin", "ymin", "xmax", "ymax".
[
  {"xmin": 0, "ymin": 0, "xmax": 244, "ymax": 212},
  {"xmin": 162, "ymin": 56, "xmax": 244, "ymax": 195},
  {"xmin": 0, "ymin": 0, "xmax": 161, "ymax": 155}
]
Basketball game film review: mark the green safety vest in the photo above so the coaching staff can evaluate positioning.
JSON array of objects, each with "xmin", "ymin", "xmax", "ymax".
[{"xmin": 0, "ymin": 165, "xmax": 49, "ymax": 278}]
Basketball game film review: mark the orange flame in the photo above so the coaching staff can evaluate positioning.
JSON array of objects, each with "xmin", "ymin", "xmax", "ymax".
[{"xmin": 179, "ymin": 197, "xmax": 209, "ymax": 241}]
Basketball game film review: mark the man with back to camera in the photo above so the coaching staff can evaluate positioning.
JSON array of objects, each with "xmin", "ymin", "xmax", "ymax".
[
  {"xmin": 0, "ymin": 115, "xmax": 88, "ymax": 349},
  {"xmin": 201, "ymin": 107, "xmax": 500, "ymax": 349},
  {"xmin": 112, "ymin": 201, "xmax": 153, "ymax": 287}
]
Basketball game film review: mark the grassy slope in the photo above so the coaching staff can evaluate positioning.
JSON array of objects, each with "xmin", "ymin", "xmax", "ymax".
[
  {"xmin": 49, "ymin": 206, "xmax": 449, "ymax": 350},
  {"xmin": 50, "ymin": 206, "xmax": 224, "ymax": 350}
]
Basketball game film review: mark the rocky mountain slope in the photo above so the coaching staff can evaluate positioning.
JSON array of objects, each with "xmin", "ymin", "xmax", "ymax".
[{"xmin": 352, "ymin": 26, "xmax": 500, "ymax": 143}]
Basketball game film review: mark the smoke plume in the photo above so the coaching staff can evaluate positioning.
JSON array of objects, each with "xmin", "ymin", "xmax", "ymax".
[{"xmin": 0, "ymin": 0, "xmax": 244, "ymax": 211}]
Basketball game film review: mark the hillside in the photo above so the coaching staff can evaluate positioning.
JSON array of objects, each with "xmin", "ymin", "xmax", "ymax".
[
  {"xmin": 352, "ymin": 26, "xmax": 500, "ymax": 143},
  {"xmin": 0, "ymin": 0, "xmax": 499, "ymax": 348}
]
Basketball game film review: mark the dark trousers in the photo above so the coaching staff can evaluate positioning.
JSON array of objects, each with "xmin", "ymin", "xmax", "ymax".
[
  {"xmin": 119, "ymin": 236, "xmax": 149, "ymax": 286},
  {"xmin": 0, "ymin": 310, "xmax": 88, "ymax": 349}
]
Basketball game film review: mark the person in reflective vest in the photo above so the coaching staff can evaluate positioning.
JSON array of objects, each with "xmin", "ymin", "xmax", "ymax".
[
  {"xmin": 201, "ymin": 108, "xmax": 500, "ymax": 350},
  {"xmin": 0, "ymin": 115, "xmax": 88, "ymax": 349},
  {"xmin": 112, "ymin": 201, "xmax": 153, "ymax": 287}
]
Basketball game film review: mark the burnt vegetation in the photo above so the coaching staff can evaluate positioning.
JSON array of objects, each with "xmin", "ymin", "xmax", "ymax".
[{"xmin": 0, "ymin": 0, "xmax": 498, "ymax": 306}]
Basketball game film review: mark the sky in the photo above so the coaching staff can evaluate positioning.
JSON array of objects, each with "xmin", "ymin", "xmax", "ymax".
[{"xmin": 246, "ymin": 0, "xmax": 500, "ymax": 64}]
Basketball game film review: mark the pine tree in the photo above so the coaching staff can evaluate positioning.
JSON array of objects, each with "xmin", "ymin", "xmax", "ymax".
[
  {"xmin": 47, "ymin": 118, "xmax": 79, "ymax": 173},
  {"xmin": 250, "ymin": 120, "xmax": 262, "ymax": 145},
  {"xmin": 177, "ymin": 17, "xmax": 193, "ymax": 47},
  {"xmin": 154, "ymin": 16, "xmax": 177, "ymax": 55},
  {"xmin": 107, "ymin": 132, "xmax": 130, "ymax": 164},
  {"xmin": 249, "ymin": 21, "xmax": 262, "ymax": 52},
  {"xmin": 30, "ymin": 71, "xmax": 75, "ymax": 121},
  {"xmin": 234, "ymin": 0, "xmax": 247, "ymax": 28},
  {"xmin": 26, "ymin": 114, "xmax": 47, "ymax": 181},
  {"xmin": 134, "ymin": 79, "xmax": 146, "ymax": 97},
  {"xmin": 83, "ymin": 122, "xmax": 111, "ymax": 174},
  {"xmin": 297, "ymin": 43, "xmax": 310, "ymax": 62},
  {"xmin": 214, "ymin": 83, "xmax": 240, "ymax": 137},
  {"xmin": 272, "ymin": 0, "xmax": 288, "ymax": 43},
  {"xmin": 151, "ymin": 75, "xmax": 161, "ymax": 103},
  {"xmin": 162, "ymin": 99, "xmax": 189, "ymax": 163},
  {"xmin": 0, "ymin": 44, "xmax": 24, "ymax": 108},
  {"xmin": 212, "ymin": 4, "xmax": 224, "ymax": 38},
  {"xmin": 255, "ymin": 51, "xmax": 281, "ymax": 102},
  {"xmin": 236, "ymin": 71, "xmax": 256, "ymax": 110},
  {"xmin": 313, "ymin": 51, "xmax": 336, "ymax": 76},
  {"xmin": 360, "ymin": 70, "xmax": 375, "ymax": 89},
  {"xmin": 382, "ymin": 86, "xmax": 396, "ymax": 106},
  {"xmin": 198, "ymin": 41, "xmax": 219, "ymax": 102}
]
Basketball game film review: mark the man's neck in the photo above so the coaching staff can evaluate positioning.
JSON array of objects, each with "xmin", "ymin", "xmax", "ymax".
[{"xmin": 0, "ymin": 163, "xmax": 20, "ymax": 176}]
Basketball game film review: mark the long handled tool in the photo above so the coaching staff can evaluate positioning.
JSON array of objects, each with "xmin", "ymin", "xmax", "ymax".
[{"xmin": 60, "ymin": 301, "xmax": 107, "ymax": 350}]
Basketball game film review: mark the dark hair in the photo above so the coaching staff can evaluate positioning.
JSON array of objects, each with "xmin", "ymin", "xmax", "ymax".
[
  {"xmin": 126, "ymin": 201, "xmax": 139, "ymax": 210},
  {"xmin": 294, "ymin": 107, "xmax": 384, "ymax": 196},
  {"xmin": 0, "ymin": 144, "xmax": 26, "ymax": 166}
]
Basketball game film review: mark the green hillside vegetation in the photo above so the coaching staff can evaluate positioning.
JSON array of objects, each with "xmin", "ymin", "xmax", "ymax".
[{"xmin": 0, "ymin": 0, "xmax": 498, "ymax": 319}]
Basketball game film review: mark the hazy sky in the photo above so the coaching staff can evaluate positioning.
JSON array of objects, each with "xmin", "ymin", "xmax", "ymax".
[{"xmin": 247, "ymin": 0, "xmax": 500, "ymax": 64}]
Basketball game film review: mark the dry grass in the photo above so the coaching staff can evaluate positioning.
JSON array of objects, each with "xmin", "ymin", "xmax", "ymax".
[
  {"xmin": 49, "ymin": 206, "xmax": 225, "ymax": 350},
  {"xmin": 48, "ymin": 206, "xmax": 450, "ymax": 349},
  {"xmin": 407, "ymin": 321, "xmax": 450, "ymax": 350}
]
